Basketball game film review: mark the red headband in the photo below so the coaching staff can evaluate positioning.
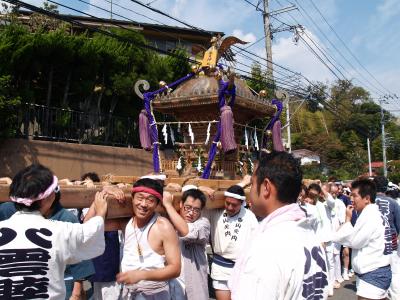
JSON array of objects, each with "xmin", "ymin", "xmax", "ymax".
[{"xmin": 132, "ymin": 186, "xmax": 162, "ymax": 201}]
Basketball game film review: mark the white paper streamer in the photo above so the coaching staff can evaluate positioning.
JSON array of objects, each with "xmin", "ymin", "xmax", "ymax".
[
  {"xmin": 169, "ymin": 125, "xmax": 175, "ymax": 145},
  {"xmin": 244, "ymin": 127, "xmax": 249, "ymax": 150},
  {"xmin": 205, "ymin": 122, "xmax": 211, "ymax": 145},
  {"xmin": 162, "ymin": 124, "xmax": 168, "ymax": 144},
  {"xmin": 177, "ymin": 122, "xmax": 181, "ymax": 133},
  {"xmin": 176, "ymin": 156, "xmax": 183, "ymax": 170},
  {"xmin": 254, "ymin": 127, "xmax": 259, "ymax": 151},
  {"xmin": 248, "ymin": 157, "xmax": 254, "ymax": 173},
  {"xmin": 196, "ymin": 155, "xmax": 202, "ymax": 172},
  {"xmin": 188, "ymin": 123, "xmax": 194, "ymax": 144}
]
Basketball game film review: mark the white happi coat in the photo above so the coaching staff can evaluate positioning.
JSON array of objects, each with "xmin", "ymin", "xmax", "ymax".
[
  {"xmin": 332, "ymin": 204, "xmax": 391, "ymax": 275},
  {"xmin": 229, "ymin": 204, "xmax": 329, "ymax": 300},
  {"xmin": 0, "ymin": 211, "xmax": 105, "ymax": 299},
  {"xmin": 204, "ymin": 207, "xmax": 258, "ymax": 281}
]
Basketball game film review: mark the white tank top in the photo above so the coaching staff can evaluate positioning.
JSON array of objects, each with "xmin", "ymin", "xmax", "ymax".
[{"xmin": 121, "ymin": 213, "xmax": 165, "ymax": 272}]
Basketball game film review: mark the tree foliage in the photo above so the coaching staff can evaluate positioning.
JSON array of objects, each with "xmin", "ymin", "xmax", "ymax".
[
  {"xmin": 290, "ymin": 79, "xmax": 400, "ymax": 180},
  {"xmin": 0, "ymin": 8, "xmax": 191, "ymax": 139}
]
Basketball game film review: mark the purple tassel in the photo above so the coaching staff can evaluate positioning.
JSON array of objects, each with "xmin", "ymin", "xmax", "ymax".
[
  {"xmin": 220, "ymin": 105, "xmax": 236, "ymax": 153},
  {"xmin": 139, "ymin": 109, "xmax": 152, "ymax": 151},
  {"xmin": 272, "ymin": 120, "xmax": 285, "ymax": 151}
]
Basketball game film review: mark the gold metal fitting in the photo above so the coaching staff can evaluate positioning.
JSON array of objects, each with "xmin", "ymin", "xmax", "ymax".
[
  {"xmin": 259, "ymin": 90, "xmax": 267, "ymax": 98},
  {"xmin": 159, "ymin": 81, "xmax": 166, "ymax": 87},
  {"xmin": 191, "ymin": 65, "xmax": 198, "ymax": 73}
]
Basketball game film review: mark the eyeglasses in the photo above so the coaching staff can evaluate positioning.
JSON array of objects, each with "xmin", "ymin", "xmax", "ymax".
[{"xmin": 183, "ymin": 205, "xmax": 201, "ymax": 214}]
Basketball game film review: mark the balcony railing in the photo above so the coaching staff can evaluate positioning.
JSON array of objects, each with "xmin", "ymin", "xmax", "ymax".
[{"xmin": 18, "ymin": 103, "xmax": 141, "ymax": 148}]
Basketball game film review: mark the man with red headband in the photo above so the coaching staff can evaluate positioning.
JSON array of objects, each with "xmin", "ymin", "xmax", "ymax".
[
  {"xmin": 0, "ymin": 164, "xmax": 107, "ymax": 299},
  {"xmin": 117, "ymin": 178, "xmax": 181, "ymax": 299}
]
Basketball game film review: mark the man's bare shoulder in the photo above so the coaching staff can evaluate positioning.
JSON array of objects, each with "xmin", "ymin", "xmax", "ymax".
[{"xmin": 155, "ymin": 216, "xmax": 176, "ymax": 234}]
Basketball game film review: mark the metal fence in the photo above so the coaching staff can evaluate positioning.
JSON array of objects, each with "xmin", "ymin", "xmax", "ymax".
[{"xmin": 18, "ymin": 103, "xmax": 141, "ymax": 148}]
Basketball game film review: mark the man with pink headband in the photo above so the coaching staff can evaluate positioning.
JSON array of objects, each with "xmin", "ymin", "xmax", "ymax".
[
  {"xmin": 117, "ymin": 178, "xmax": 181, "ymax": 299},
  {"xmin": 0, "ymin": 164, "xmax": 108, "ymax": 299}
]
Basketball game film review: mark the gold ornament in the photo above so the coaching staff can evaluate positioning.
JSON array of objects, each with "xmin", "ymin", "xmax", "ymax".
[
  {"xmin": 191, "ymin": 65, "xmax": 199, "ymax": 73},
  {"xmin": 159, "ymin": 81, "xmax": 167, "ymax": 88},
  {"xmin": 93, "ymin": 85, "xmax": 103, "ymax": 93},
  {"xmin": 259, "ymin": 90, "xmax": 267, "ymax": 98},
  {"xmin": 266, "ymin": 130, "xmax": 272, "ymax": 137}
]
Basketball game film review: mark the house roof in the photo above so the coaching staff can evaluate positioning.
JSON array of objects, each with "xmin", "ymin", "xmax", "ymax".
[
  {"xmin": 14, "ymin": 10, "xmax": 224, "ymax": 38},
  {"xmin": 292, "ymin": 149, "xmax": 319, "ymax": 158}
]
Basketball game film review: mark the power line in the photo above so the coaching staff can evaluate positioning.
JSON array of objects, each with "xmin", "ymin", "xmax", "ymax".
[
  {"xmin": 290, "ymin": 0, "xmax": 387, "ymax": 96},
  {"xmin": 5, "ymin": 0, "xmax": 199, "ymax": 63},
  {"xmin": 307, "ymin": 0, "xmax": 393, "ymax": 95},
  {"xmin": 126, "ymin": 0, "xmax": 211, "ymax": 35},
  {"xmin": 297, "ymin": 34, "xmax": 343, "ymax": 81},
  {"xmin": 272, "ymin": 1, "xmax": 359, "ymax": 82},
  {"xmin": 86, "ymin": 0, "xmax": 307, "ymax": 92},
  {"xmin": 78, "ymin": 0, "xmax": 203, "ymax": 48},
  {"xmin": 269, "ymin": 14, "xmax": 346, "ymax": 81}
]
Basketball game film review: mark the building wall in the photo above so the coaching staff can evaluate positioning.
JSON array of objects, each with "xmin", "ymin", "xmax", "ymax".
[{"xmin": 0, "ymin": 139, "xmax": 155, "ymax": 179}]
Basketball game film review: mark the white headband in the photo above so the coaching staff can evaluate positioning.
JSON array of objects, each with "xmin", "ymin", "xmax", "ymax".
[
  {"xmin": 10, "ymin": 175, "xmax": 59, "ymax": 207},
  {"xmin": 140, "ymin": 174, "xmax": 167, "ymax": 181},
  {"xmin": 224, "ymin": 191, "xmax": 246, "ymax": 201},
  {"xmin": 182, "ymin": 185, "xmax": 198, "ymax": 192}
]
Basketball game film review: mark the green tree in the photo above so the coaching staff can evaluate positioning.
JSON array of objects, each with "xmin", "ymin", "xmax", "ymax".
[
  {"xmin": 0, "ymin": 75, "xmax": 21, "ymax": 139},
  {"xmin": 246, "ymin": 62, "xmax": 274, "ymax": 97}
]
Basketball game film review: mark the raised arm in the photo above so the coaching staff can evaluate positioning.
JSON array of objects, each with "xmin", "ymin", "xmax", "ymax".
[{"xmin": 162, "ymin": 191, "xmax": 189, "ymax": 236}]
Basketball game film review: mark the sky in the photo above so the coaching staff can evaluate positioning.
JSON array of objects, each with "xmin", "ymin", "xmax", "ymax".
[{"xmin": 2, "ymin": 0, "xmax": 400, "ymax": 112}]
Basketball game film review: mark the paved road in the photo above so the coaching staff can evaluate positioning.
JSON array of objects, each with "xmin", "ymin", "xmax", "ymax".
[{"xmin": 331, "ymin": 279, "xmax": 357, "ymax": 300}]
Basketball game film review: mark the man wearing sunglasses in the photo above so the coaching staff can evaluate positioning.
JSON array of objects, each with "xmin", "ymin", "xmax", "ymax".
[{"xmin": 163, "ymin": 186, "xmax": 210, "ymax": 300}]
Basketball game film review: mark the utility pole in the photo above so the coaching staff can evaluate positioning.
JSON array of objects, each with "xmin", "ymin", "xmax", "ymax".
[
  {"xmin": 379, "ymin": 97, "xmax": 388, "ymax": 177},
  {"xmin": 110, "ymin": 0, "xmax": 113, "ymax": 19},
  {"xmin": 262, "ymin": 0, "xmax": 273, "ymax": 82},
  {"xmin": 286, "ymin": 100, "xmax": 291, "ymax": 153},
  {"xmin": 367, "ymin": 138, "xmax": 372, "ymax": 176}
]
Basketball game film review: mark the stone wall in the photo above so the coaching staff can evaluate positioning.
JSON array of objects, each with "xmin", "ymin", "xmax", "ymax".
[{"xmin": 0, "ymin": 139, "xmax": 155, "ymax": 179}]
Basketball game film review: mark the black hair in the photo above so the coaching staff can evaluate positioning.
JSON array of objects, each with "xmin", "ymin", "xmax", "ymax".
[
  {"xmin": 226, "ymin": 185, "xmax": 245, "ymax": 197},
  {"xmin": 255, "ymin": 151, "xmax": 302, "ymax": 204},
  {"xmin": 307, "ymin": 183, "xmax": 322, "ymax": 194},
  {"xmin": 182, "ymin": 189, "xmax": 207, "ymax": 209},
  {"xmin": 373, "ymin": 176, "xmax": 388, "ymax": 193},
  {"xmin": 10, "ymin": 164, "xmax": 57, "ymax": 211},
  {"xmin": 387, "ymin": 189, "xmax": 400, "ymax": 199},
  {"xmin": 132, "ymin": 178, "xmax": 163, "ymax": 202},
  {"xmin": 351, "ymin": 179, "xmax": 376, "ymax": 203},
  {"xmin": 81, "ymin": 172, "xmax": 100, "ymax": 182}
]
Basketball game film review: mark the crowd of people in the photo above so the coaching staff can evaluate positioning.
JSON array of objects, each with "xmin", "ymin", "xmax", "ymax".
[{"xmin": 0, "ymin": 150, "xmax": 400, "ymax": 300}]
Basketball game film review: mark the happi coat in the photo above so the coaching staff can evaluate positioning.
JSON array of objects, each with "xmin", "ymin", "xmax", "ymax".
[
  {"xmin": 0, "ymin": 211, "xmax": 105, "ymax": 299},
  {"xmin": 229, "ymin": 204, "xmax": 329, "ymax": 300}
]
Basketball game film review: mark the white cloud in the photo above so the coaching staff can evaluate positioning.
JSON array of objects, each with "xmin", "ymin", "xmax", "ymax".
[
  {"xmin": 171, "ymin": 0, "xmax": 187, "ymax": 18},
  {"xmin": 377, "ymin": 0, "xmax": 400, "ymax": 22},
  {"xmin": 272, "ymin": 30, "xmax": 334, "ymax": 83},
  {"xmin": 232, "ymin": 29, "xmax": 256, "ymax": 43}
]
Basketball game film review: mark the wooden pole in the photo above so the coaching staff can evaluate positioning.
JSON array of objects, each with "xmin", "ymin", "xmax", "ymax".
[{"xmin": 0, "ymin": 185, "xmax": 248, "ymax": 219}]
